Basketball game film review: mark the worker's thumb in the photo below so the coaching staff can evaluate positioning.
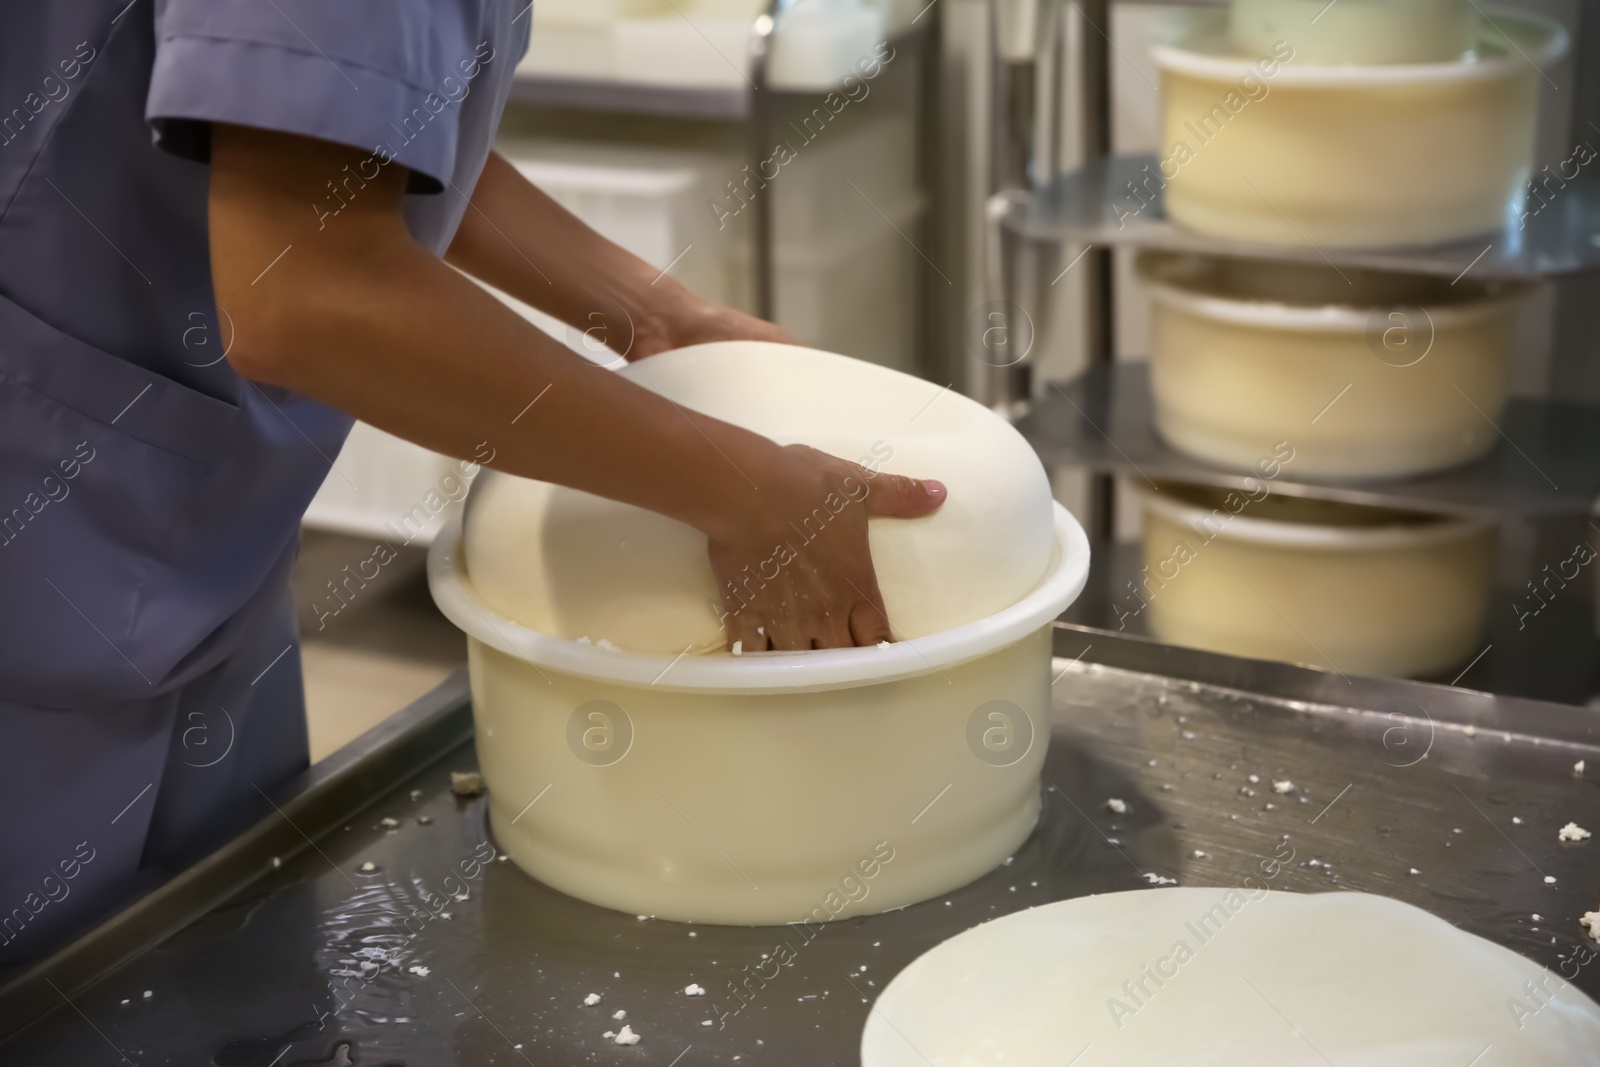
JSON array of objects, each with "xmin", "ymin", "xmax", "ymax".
[{"xmin": 863, "ymin": 474, "xmax": 946, "ymax": 518}]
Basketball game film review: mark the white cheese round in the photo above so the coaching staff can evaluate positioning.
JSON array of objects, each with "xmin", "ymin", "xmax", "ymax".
[
  {"xmin": 464, "ymin": 342, "xmax": 1054, "ymax": 654},
  {"xmin": 863, "ymin": 888, "xmax": 1600, "ymax": 1065}
]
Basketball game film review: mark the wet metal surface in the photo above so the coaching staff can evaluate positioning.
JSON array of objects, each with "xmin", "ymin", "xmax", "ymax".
[{"xmin": 5, "ymin": 632, "xmax": 1600, "ymax": 1065}]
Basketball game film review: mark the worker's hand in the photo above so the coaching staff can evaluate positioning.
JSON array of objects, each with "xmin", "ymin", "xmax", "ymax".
[
  {"xmin": 708, "ymin": 445, "xmax": 945, "ymax": 651},
  {"xmin": 631, "ymin": 289, "xmax": 794, "ymax": 359}
]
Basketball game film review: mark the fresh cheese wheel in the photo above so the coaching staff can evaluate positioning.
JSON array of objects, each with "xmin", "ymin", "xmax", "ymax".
[
  {"xmin": 463, "ymin": 342, "xmax": 1054, "ymax": 654},
  {"xmin": 1230, "ymin": 0, "xmax": 1474, "ymax": 66},
  {"xmin": 863, "ymin": 888, "xmax": 1600, "ymax": 1066}
]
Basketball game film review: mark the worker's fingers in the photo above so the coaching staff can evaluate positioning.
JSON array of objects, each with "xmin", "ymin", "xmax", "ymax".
[
  {"xmin": 862, "ymin": 474, "xmax": 946, "ymax": 519},
  {"xmin": 707, "ymin": 448, "xmax": 935, "ymax": 652},
  {"xmin": 848, "ymin": 598, "xmax": 893, "ymax": 646},
  {"xmin": 712, "ymin": 542, "xmax": 770, "ymax": 652},
  {"xmin": 807, "ymin": 604, "xmax": 855, "ymax": 650},
  {"xmin": 843, "ymin": 566, "xmax": 893, "ymax": 646},
  {"xmin": 765, "ymin": 606, "xmax": 811, "ymax": 651},
  {"xmin": 729, "ymin": 581, "xmax": 887, "ymax": 650}
]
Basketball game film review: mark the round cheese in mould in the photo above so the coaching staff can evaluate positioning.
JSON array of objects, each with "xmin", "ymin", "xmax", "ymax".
[
  {"xmin": 862, "ymin": 888, "xmax": 1600, "ymax": 1066},
  {"xmin": 462, "ymin": 342, "xmax": 1055, "ymax": 655},
  {"xmin": 1230, "ymin": 0, "xmax": 1474, "ymax": 65}
]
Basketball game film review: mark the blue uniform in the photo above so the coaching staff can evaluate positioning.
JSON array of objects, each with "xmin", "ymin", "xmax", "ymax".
[{"xmin": 0, "ymin": 0, "xmax": 527, "ymax": 967}]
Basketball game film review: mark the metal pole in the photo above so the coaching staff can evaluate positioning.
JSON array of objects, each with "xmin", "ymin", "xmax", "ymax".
[
  {"xmin": 747, "ymin": 0, "xmax": 791, "ymax": 323},
  {"xmin": 1071, "ymin": 0, "xmax": 1117, "ymax": 543},
  {"xmin": 1075, "ymin": 0, "xmax": 1114, "ymax": 368},
  {"xmin": 986, "ymin": 0, "xmax": 1038, "ymax": 410}
]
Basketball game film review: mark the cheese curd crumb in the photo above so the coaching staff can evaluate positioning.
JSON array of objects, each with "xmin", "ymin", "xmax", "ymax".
[
  {"xmin": 583, "ymin": 993, "xmax": 602, "ymax": 1006},
  {"xmin": 1558, "ymin": 822, "xmax": 1592, "ymax": 842},
  {"xmin": 685, "ymin": 983, "xmax": 706, "ymax": 996},
  {"xmin": 613, "ymin": 1025, "xmax": 640, "ymax": 1046},
  {"xmin": 450, "ymin": 771, "xmax": 486, "ymax": 796},
  {"xmin": 1106, "ymin": 798, "xmax": 1128, "ymax": 814},
  {"xmin": 1272, "ymin": 780, "xmax": 1295, "ymax": 795},
  {"xmin": 1581, "ymin": 911, "xmax": 1600, "ymax": 942}
]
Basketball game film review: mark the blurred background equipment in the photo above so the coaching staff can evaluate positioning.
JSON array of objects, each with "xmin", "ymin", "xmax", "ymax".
[{"xmin": 997, "ymin": 0, "xmax": 1600, "ymax": 707}]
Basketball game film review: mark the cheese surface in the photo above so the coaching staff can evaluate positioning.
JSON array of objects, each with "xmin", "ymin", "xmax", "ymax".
[
  {"xmin": 863, "ymin": 888, "xmax": 1600, "ymax": 1066},
  {"xmin": 464, "ymin": 343, "xmax": 1054, "ymax": 654}
]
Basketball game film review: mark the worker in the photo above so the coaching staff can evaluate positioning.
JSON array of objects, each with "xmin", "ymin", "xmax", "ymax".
[{"xmin": 0, "ymin": 0, "xmax": 944, "ymax": 968}]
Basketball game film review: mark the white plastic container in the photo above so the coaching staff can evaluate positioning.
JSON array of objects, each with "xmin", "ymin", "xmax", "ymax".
[
  {"xmin": 733, "ymin": 192, "xmax": 926, "ymax": 372},
  {"xmin": 612, "ymin": 16, "xmax": 755, "ymax": 88},
  {"xmin": 768, "ymin": 0, "xmax": 887, "ymax": 90},
  {"xmin": 1152, "ymin": 8, "xmax": 1566, "ymax": 247},
  {"xmin": 724, "ymin": 114, "xmax": 924, "ymax": 371},
  {"xmin": 767, "ymin": 114, "xmax": 917, "ymax": 248},
  {"xmin": 518, "ymin": 0, "xmax": 894, "ymax": 89},
  {"xmin": 498, "ymin": 141, "xmax": 737, "ymax": 311},
  {"xmin": 429, "ymin": 504, "xmax": 1088, "ymax": 924},
  {"xmin": 1137, "ymin": 482, "xmax": 1493, "ymax": 679},
  {"xmin": 1138, "ymin": 251, "xmax": 1522, "ymax": 479}
]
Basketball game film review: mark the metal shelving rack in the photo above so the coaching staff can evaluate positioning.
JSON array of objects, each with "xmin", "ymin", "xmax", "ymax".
[{"xmin": 993, "ymin": 0, "xmax": 1600, "ymax": 705}]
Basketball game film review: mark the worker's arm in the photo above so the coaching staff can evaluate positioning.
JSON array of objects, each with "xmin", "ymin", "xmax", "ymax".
[
  {"xmin": 444, "ymin": 150, "xmax": 787, "ymax": 359},
  {"xmin": 209, "ymin": 125, "xmax": 943, "ymax": 650}
]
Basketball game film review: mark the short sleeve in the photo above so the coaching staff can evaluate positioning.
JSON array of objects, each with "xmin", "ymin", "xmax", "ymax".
[{"xmin": 145, "ymin": 0, "xmax": 485, "ymax": 194}]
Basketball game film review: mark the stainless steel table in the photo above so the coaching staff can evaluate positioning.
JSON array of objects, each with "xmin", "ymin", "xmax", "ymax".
[{"xmin": 5, "ymin": 625, "xmax": 1598, "ymax": 1065}]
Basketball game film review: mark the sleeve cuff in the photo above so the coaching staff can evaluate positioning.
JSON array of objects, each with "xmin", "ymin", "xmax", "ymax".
[{"xmin": 146, "ymin": 33, "xmax": 461, "ymax": 193}]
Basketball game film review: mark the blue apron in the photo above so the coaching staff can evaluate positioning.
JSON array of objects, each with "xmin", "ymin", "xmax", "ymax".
[{"xmin": 0, "ymin": 0, "xmax": 527, "ymax": 967}]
